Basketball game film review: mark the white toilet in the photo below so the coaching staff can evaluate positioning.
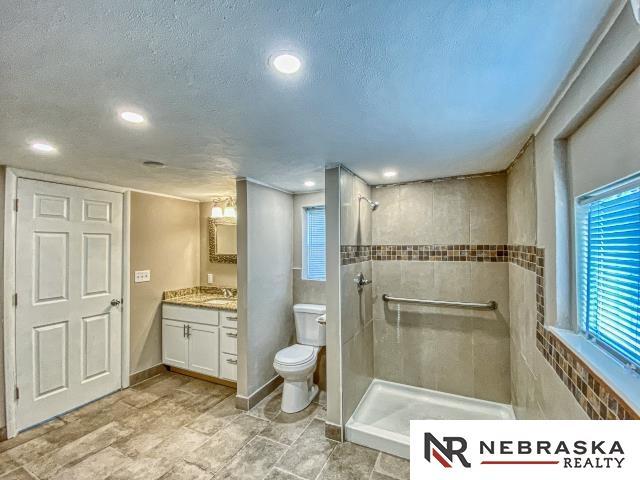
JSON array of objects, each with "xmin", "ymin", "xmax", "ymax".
[{"xmin": 274, "ymin": 304, "xmax": 326, "ymax": 413}]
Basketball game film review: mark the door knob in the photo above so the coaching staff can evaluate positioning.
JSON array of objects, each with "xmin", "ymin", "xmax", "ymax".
[{"xmin": 110, "ymin": 299, "xmax": 121, "ymax": 307}]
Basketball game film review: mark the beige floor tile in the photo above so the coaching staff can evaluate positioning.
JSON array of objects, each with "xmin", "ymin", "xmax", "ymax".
[
  {"xmin": 50, "ymin": 447, "xmax": 131, "ymax": 480},
  {"xmin": 184, "ymin": 414, "xmax": 269, "ymax": 473},
  {"xmin": 370, "ymin": 472, "xmax": 395, "ymax": 480},
  {"xmin": 0, "ymin": 467, "xmax": 37, "ymax": 480},
  {"xmin": 263, "ymin": 468, "xmax": 304, "ymax": 480},
  {"xmin": 373, "ymin": 453, "xmax": 409, "ymax": 480},
  {"xmin": 212, "ymin": 436, "xmax": 288, "ymax": 480},
  {"xmin": 186, "ymin": 396, "xmax": 244, "ymax": 435},
  {"xmin": 276, "ymin": 419, "xmax": 337, "ymax": 479},
  {"xmin": 27, "ymin": 421, "xmax": 131, "ymax": 480},
  {"xmin": 159, "ymin": 460, "xmax": 212, "ymax": 480},
  {"xmin": 0, "ymin": 419, "xmax": 65, "ymax": 454},
  {"xmin": 260, "ymin": 403, "xmax": 320, "ymax": 445},
  {"xmin": 248, "ymin": 387, "xmax": 283, "ymax": 421},
  {"xmin": 107, "ymin": 456, "xmax": 174, "ymax": 480},
  {"xmin": 146, "ymin": 427, "xmax": 209, "ymax": 460},
  {"xmin": 317, "ymin": 443, "xmax": 379, "ymax": 480},
  {"xmin": 0, "ymin": 457, "xmax": 20, "ymax": 477}
]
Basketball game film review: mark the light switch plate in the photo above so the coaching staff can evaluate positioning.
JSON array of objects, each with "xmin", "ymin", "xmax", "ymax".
[
  {"xmin": 207, "ymin": 273, "xmax": 214, "ymax": 284},
  {"xmin": 134, "ymin": 270, "xmax": 151, "ymax": 283}
]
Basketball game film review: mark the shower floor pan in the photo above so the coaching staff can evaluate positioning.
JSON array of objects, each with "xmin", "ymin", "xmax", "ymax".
[{"xmin": 345, "ymin": 379, "xmax": 515, "ymax": 459}]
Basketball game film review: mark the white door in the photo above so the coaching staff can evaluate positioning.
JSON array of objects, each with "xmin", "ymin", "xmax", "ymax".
[
  {"xmin": 15, "ymin": 179, "xmax": 123, "ymax": 431},
  {"xmin": 187, "ymin": 323, "xmax": 219, "ymax": 377},
  {"xmin": 162, "ymin": 319, "xmax": 188, "ymax": 369}
]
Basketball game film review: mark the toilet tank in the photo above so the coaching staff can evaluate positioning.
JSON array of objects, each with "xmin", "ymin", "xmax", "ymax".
[{"xmin": 294, "ymin": 304, "xmax": 326, "ymax": 346}]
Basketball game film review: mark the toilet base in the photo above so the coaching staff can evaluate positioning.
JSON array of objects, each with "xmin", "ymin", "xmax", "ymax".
[{"xmin": 281, "ymin": 376, "xmax": 319, "ymax": 413}]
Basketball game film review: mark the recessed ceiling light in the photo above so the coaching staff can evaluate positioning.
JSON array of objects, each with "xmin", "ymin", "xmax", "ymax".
[
  {"xmin": 383, "ymin": 171, "xmax": 397, "ymax": 178},
  {"xmin": 304, "ymin": 180, "xmax": 315, "ymax": 187},
  {"xmin": 272, "ymin": 53, "xmax": 301, "ymax": 74},
  {"xmin": 143, "ymin": 161, "xmax": 165, "ymax": 168},
  {"xmin": 30, "ymin": 142, "xmax": 57, "ymax": 154},
  {"xmin": 120, "ymin": 111, "xmax": 146, "ymax": 124}
]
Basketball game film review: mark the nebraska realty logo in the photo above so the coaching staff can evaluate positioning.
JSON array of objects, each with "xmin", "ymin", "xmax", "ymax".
[{"xmin": 410, "ymin": 421, "xmax": 638, "ymax": 479}]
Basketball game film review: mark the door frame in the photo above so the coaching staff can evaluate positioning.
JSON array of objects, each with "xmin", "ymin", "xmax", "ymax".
[{"xmin": 3, "ymin": 168, "xmax": 131, "ymax": 438}]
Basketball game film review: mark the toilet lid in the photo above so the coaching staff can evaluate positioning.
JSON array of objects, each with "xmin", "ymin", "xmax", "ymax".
[{"xmin": 275, "ymin": 345, "xmax": 316, "ymax": 366}]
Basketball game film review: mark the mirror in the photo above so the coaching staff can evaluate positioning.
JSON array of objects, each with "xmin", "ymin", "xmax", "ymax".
[
  {"xmin": 216, "ymin": 224, "xmax": 237, "ymax": 254},
  {"xmin": 208, "ymin": 218, "xmax": 237, "ymax": 264}
]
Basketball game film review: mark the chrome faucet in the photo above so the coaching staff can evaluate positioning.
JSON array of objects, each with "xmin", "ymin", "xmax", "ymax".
[{"xmin": 222, "ymin": 288, "xmax": 233, "ymax": 298}]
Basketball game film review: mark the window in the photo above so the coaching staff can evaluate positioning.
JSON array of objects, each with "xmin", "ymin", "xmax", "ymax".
[
  {"xmin": 303, "ymin": 206, "xmax": 326, "ymax": 281},
  {"xmin": 578, "ymin": 180, "xmax": 640, "ymax": 369}
]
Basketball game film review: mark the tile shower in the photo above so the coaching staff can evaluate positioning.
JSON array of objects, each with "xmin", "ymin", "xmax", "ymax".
[{"xmin": 329, "ymin": 138, "xmax": 637, "ymax": 459}]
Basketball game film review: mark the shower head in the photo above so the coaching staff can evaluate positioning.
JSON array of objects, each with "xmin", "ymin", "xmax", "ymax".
[{"xmin": 359, "ymin": 194, "xmax": 379, "ymax": 211}]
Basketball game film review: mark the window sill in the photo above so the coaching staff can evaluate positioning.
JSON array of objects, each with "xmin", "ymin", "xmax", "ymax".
[{"xmin": 549, "ymin": 327, "xmax": 640, "ymax": 415}]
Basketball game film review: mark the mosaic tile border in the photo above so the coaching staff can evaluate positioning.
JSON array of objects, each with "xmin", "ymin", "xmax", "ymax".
[
  {"xmin": 515, "ymin": 246, "xmax": 638, "ymax": 420},
  {"xmin": 340, "ymin": 242, "xmax": 639, "ymax": 419}
]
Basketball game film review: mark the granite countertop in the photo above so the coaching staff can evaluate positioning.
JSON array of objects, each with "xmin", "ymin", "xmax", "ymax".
[{"xmin": 162, "ymin": 286, "xmax": 238, "ymax": 312}]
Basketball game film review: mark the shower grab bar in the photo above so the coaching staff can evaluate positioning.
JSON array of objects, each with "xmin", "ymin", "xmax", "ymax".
[{"xmin": 382, "ymin": 294, "xmax": 497, "ymax": 311}]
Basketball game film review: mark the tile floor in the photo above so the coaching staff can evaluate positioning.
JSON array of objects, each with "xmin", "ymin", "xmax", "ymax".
[{"xmin": 0, "ymin": 371, "xmax": 409, "ymax": 480}]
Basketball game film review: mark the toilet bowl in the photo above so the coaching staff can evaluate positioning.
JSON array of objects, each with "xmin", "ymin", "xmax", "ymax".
[{"xmin": 274, "ymin": 304, "xmax": 326, "ymax": 413}]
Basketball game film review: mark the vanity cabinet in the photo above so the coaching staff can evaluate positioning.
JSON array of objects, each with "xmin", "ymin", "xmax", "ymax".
[{"xmin": 162, "ymin": 304, "xmax": 237, "ymax": 381}]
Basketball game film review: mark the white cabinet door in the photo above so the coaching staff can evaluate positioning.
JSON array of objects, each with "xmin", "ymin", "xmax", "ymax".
[
  {"xmin": 162, "ymin": 320, "xmax": 188, "ymax": 369},
  {"xmin": 188, "ymin": 323, "xmax": 219, "ymax": 377},
  {"xmin": 15, "ymin": 179, "xmax": 123, "ymax": 431}
]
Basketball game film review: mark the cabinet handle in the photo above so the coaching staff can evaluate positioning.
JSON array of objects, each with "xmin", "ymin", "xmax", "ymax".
[
  {"xmin": 226, "ymin": 358, "xmax": 237, "ymax": 365},
  {"xmin": 183, "ymin": 324, "xmax": 186, "ymax": 338},
  {"xmin": 226, "ymin": 316, "xmax": 238, "ymax": 321},
  {"xmin": 226, "ymin": 332, "xmax": 237, "ymax": 338},
  {"xmin": 187, "ymin": 325, "xmax": 191, "ymax": 338}
]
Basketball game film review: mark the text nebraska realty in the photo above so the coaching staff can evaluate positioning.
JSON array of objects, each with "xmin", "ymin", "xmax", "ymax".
[{"xmin": 480, "ymin": 439, "xmax": 625, "ymax": 468}]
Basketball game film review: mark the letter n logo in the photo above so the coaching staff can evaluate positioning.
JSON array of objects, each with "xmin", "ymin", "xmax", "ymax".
[{"xmin": 424, "ymin": 433, "xmax": 471, "ymax": 468}]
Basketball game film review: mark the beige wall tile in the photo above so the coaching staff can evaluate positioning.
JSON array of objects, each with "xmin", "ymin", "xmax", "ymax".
[
  {"xmin": 432, "ymin": 179, "xmax": 470, "ymax": 244},
  {"xmin": 507, "ymin": 141, "xmax": 536, "ymax": 245},
  {"xmin": 468, "ymin": 174, "xmax": 508, "ymax": 244}
]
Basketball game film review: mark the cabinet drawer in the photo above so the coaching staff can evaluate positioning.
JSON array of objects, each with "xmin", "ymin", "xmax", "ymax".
[
  {"xmin": 220, "ymin": 327, "xmax": 237, "ymax": 355},
  {"xmin": 163, "ymin": 304, "xmax": 219, "ymax": 326},
  {"xmin": 220, "ymin": 310, "xmax": 238, "ymax": 329},
  {"xmin": 220, "ymin": 353, "xmax": 237, "ymax": 381}
]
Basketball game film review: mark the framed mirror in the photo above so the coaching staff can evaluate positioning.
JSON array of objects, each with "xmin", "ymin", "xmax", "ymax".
[{"xmin": 208, "ymin": 217, "xmax": 237, "ymax": 263}]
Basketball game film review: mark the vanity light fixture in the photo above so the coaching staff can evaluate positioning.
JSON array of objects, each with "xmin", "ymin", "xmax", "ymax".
[
  {"xmin": 383, "ymin": 170, "xmax": 397, "ymax": 178},
  {"xmin": 271, "ymin": 53, "xmax": 302, "ymax": 74},
  {"xmin": 211, "ymin": 205, "xmax": 224, "ymax": 218},
  {"xmin": 304, "ymin": 180, "xmax": 315, "ymax": 187},
  {"xmin": 223, "ymin": 205, "xmax": 237, "ymax": 218},
  {"xmin": 211, "ymin": 197, "xmax": 237, "ymax": 219},
  {"xmin": 30, "ymin": 141, "xmax": 58, "ymax": 154}
]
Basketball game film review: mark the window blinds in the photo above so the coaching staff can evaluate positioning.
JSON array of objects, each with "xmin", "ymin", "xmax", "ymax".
[
  {"xmin": 305, "ymin": 206, "xmax": 326, "ymax": 281},
  {"xmin": 584, "ymin": 186, "xmax": 640, "ymax": 368}
]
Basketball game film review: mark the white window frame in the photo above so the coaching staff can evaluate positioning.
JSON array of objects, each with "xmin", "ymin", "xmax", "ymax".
[{"xmin": 574, "ymin": 173, "xmax": 640, "ymax": 370}]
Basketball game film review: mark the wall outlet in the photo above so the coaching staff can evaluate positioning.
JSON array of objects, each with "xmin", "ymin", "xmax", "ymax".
[
  {"xmin": 207, "ymin": 273, "xmax": 214, "ymax": 284},
  {"xmin": 134, "ymin": 270, "xmax": 151, "ymax": 283}
]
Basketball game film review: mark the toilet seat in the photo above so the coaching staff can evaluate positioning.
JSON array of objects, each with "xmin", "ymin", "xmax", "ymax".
[{"xmin": 274, "ymin": 344, "xmax": 317, "ymax": 367}]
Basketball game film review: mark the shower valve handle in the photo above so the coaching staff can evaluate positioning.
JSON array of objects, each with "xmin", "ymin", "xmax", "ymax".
[{"xmin": 354, "ymin": 272, "xmax": 372, "ymax": 290}]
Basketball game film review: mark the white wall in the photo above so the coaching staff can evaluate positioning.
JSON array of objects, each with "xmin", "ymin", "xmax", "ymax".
[
  {"xmin": 236, "ymin": 179, "xmax": 294, "ymax": 398},
  {"xmin": 568, "ymin": 64, "xmax": 640, "ymax": 198},
  {"xmin": 536, "ymin": 1, "xmax": 640, "ymax": 331}
]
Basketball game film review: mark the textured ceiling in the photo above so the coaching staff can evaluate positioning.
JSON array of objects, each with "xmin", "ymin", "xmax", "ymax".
[{"xmin": 0, "ymin": 0, "xmax": 613, "ymax": 199}]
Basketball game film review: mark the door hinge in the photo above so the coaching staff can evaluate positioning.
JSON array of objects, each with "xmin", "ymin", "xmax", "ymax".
[
  {"xmin": 15, "ymin": 386, "xmax": 19, "ymax": 400},
  {"xmin": 14, "ymin": 198, "xmax": 18, "ymax": 212},
  {"xmin": 12, "ymin": 293, "xmax": 17, "ymax": 307}
]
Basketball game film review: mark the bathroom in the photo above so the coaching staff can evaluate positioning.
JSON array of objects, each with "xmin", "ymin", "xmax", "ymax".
[{"xmin": 0, "ymin": 1, "xmax": 639, "ymax": 479}]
